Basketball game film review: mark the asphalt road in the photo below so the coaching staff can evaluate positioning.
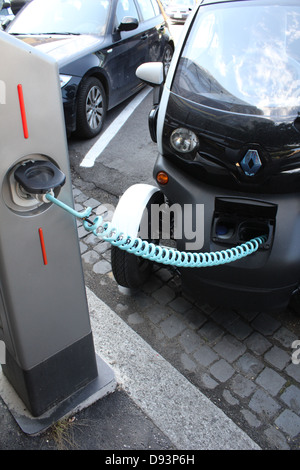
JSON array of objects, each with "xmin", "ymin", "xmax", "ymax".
[{"xmin": 67, "ymin": 23, "xmax": 183, "ymax": 198}]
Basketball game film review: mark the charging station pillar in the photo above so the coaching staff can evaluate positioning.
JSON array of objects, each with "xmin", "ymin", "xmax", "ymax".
[{"xmin": 0, "ymin": 31, "xmax": 114, "ymax": 428}]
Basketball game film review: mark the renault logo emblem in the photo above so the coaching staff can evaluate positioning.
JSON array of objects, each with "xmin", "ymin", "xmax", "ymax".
[{"xmin": 240, "ymin": 149, "xmax": 262, "ymax": 176}]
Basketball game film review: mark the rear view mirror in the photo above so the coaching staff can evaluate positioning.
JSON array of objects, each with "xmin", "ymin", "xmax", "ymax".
[
  {"xmin": 118, "ymin": 16, "xmax": 139, "ymax": 32},
  {"xmin": 136, "ymin": 62, "xmax": 164, "ymax": 86}
]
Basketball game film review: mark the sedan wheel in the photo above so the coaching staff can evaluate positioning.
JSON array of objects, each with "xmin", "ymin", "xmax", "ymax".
[
  {"xmin": 76, "ymin": 77, "xmax": 107, "ymax": 139},
  {"xmin": 163, "ymin": 44, "xmax": 173, "ymax": 77}
]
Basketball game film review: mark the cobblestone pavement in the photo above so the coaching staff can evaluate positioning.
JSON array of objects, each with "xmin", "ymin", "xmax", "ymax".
[{"xmin": 73, "ymin": 181, "xmax": 300, "ymax": 450}]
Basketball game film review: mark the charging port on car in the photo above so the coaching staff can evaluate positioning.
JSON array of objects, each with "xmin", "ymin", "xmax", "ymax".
[{"xmin": 211, "ymin": 197, "xmax": 276, "ymax": 249}]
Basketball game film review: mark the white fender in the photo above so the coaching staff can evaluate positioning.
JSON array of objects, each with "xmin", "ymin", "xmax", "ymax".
[{"xmin": 111, "ymin": 184, "xmax": 160, "ymax": 238}]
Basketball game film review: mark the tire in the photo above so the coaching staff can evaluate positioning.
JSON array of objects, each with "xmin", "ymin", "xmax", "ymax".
[
  {"xmin": 111, "ymin": 191, "xmax": 164, "ymax": 289},
  {"xmin": 163, "ymin": 43, "xmax": 173, "ymax": 77},
  {"xmin": 76, "ymin": 77, "xmax": 107, "ymax": 139}
]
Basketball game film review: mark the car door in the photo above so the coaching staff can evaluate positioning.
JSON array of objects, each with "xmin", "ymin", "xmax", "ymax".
[
  {"xmin": 135, "ymin": 0, "xmax": 168, "ymax": 63},
  {"xmin": 105, "ymin": 0, "xmax": 149, "ymax": 107}
]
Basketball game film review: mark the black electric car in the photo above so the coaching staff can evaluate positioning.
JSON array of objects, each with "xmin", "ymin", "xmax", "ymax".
[{"xmin": 112, "ymin": 0, "xmax": 300, "ymax": 312}]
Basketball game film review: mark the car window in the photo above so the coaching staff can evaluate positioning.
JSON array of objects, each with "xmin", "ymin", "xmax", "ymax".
[
  {"xmin": 116, "ymin": 0, "xmax": 139, "ymax": 25},
  {"xmin": 7, "ymin": 0, "xmax": 110, "ymax": 35},
  {"xmin": 171, "ymin": 2, "xmax": 300, "ymax": 118},
  {"xmin": 136, "ymin": 0, "xmax": 155, "ymax": 20}
]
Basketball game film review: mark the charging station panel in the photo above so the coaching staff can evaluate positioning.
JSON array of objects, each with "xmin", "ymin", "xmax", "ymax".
[{"xmin": 0, "ymin": 31, "xmax": 101, "ymax": 418}]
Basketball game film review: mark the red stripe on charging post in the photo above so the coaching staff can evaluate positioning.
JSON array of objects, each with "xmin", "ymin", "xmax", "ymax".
[
  {"xmin": 17, "ymin": 84, "xmax": 29, "ymax": 139},
  {"xmin": 38, "ymin": 228, "xmax": 48, "ymax": 265}
]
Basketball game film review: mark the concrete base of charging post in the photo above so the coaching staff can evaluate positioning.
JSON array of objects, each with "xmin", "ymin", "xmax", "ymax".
[{"xmin": 0, "ymin": 355, "xmax": 116, "ymax": 435}]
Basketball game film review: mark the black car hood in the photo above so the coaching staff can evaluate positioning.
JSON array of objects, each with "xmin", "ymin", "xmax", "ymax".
[{"xmin": 13, "ymin": 34, "xmax": 104, "ymax": 67}]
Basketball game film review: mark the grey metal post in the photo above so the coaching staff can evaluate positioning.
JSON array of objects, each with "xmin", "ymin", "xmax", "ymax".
[{"xmin": 0, "ymin": 31, "xmax": 114, "ymax": 428}]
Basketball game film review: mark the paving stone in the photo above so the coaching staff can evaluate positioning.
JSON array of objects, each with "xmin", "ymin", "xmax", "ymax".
[
  {"xmin": 245, "ymin": 332, "xmax": 272, "ymax": 355},
  {"xmin": 235, "ymin": 353, "xmax": 264, "ymax": 379},
  {"xmin": 280, "ymin": 385, "xmax": 300, "ymax": 414},
  {"xmin": 142, "ymin": 277, "xmax": 163, "ymax": 294},
  {"xmin": 273, "ymin": 326, "xmax": 298, "ymax": 349},
  {"xmin": 275, "ymin": 410, "xmax": 300, "ymax": 438},
  {"xmin": 211, "ymin": 308, "xmax": 238, "ymax": 329},
  {"xmin": 180, "ymin": 353, "xmax": 196, "ymax": 372},
  {"xmin": 92, "ymin": 259, "xmax": 111, "ymax": 274},
  {"xmin": 285, "ymin": 363, "xmax": 300, "ymax": 383},
  {"xmin": 128, "ymin": 312, "xmax": 144, "ymax": 325},
  {"xmin": 241, "ymin": 409, "xmax": 261, "ymax": 428},
  {"xmin": 230, "ymin": 374, "xmax": 256, "ymax": 398},
  {"xmin": 209, "ymin": 359, "xmax": 235, "ymax": 383},
  {"xmin": 249, "ymin": 389, "xmax": 281, "ymax": 418},
  {"xmin": 133, "ymin": 293, "xmax": 154, "ymax": 310},
  {"xmin": 78, "ymin": 225, "xmax": 89, "ymax": 238},
  {"xmin": 223, "ymin": 389, "xmax": 239, "ymax": 406},
  {"xmin": 200, "ymin": 373, "xmax": 218, "ymax": 390},
  {"xmin": 238, "ymin": 310, "xmax": 259, "ymax": 322},
  {"xmin": 72, "ymin": 188, "xmax": 81, "ymax": 197},
  {"xmin": 264, "ymin": 346, "xmax": 290, "ymax": 371},
  {"xmin": 95, "ymin": 204, "xmax": 109, "ymax": 216},
  {"xmin": 85, "ymin": 232, "xmax": 101, "ymax": 246},
  {"xmin": 79, "ymin": 241, "xmax": 88, "ymax": 254},
  {"xmin": 251, "ymin": 313, "xmax": 281, "ymax": 336},
  {"xmin": 144, "ymin": 305, "xmax": 169, "ymax": 324},
  {"xmin": 193, "ymin": 345, "xmax": 219, "ymax": 367},
  {"xmin": 94, "ymin": 241, "xmax": 111, "ymax": 254},
  {"xmin": 179, "ymin": 329, "xmax": 203, "ymax": 354},
  {"xmin": 74, "ymin": 192, "xmax": 89, "ymax": 203},
  {"xmin": 226, "ymin": 319, "xmax": 253, "ymax": 341},
  {"xmin": 196, "ymin": 303, "xmax": 217, "ymax": 315},
  {"xmin": 160, "ymin": 314, "xmax": 186, "ymax": 339},
  {"xmin": 182, "ymin": 308, "xmax": 207, "ymax": 329},
  {"xmin": 198, "ymin": 321, "xmax": 224, "ymax": 344},
  {"xmin": 74, "ymin": 203, "xmax": 84, "ymax": 212},
  {"xmin": 102, "ymin": 250, "xmax": 111, "ymax": 262},
  {"xmin": 152, "ymin": 285, "xmax": 176, "ymax": 305},
  {"xmin": 83, "ymin": 198, "xmax": 100, "ymax": 209},
  {"xmin": 154, "ymin": 268, "xmax": 173, "ymax": 283},
  {"xmin": 169, "ymin": 297, "xmax": 193, "ymax": 314},
  {"xmin": 264, "ymin": 427, "xmax": 290, "ymax": 450},
  {"xmin": 81, "ymin": 250, "xmax": 100, "ymax": 265},
  {"xmin": 255, "ymin": 368, "xmax": 286, "ymax": 396},
  {"xmin": 213, "ymin": 334, "xmax": 246, "ymax": 363}
]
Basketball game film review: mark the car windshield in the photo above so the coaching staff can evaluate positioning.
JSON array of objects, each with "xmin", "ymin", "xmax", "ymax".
[
  {"xmin": 8, "ymin": 0, "xmax": 110, "ymax": 35},
  {"xmin": 171, "ymin": 1, "xmax": 300, "ymax": 117}
]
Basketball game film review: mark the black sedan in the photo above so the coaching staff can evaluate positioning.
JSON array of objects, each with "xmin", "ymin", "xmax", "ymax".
[{"xmin": 6, "ymin": 0, "xmax": 174, "ymax": 138}]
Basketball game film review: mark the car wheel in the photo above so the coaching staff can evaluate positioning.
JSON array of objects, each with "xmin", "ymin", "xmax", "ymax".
[
  {"xmin": 76, "ymin": 77, "xmax": 107, "ymax": 139},
  {"xmin": 111, "ymin": 191, "xmax": 164, "ymax": 289},
  {"xmin": 163, "ymin": 43, "xmax": 173, "ymax": 77}
]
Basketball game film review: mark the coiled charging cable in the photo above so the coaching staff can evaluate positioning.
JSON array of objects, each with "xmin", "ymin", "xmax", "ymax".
[{"xmin": 46, "ymin": 193, "xmax": 267, "ymax": 268}]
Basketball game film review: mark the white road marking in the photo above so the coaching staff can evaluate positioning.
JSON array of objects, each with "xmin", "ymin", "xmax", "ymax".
[{"xmin": 80, "ymin": 87, "xmax": 152, "ymax": 168}]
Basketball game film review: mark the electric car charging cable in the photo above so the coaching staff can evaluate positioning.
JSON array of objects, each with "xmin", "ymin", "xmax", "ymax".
[{"xmin": 46, "ymin": 193, "xmax": 267, "ymax": 268}]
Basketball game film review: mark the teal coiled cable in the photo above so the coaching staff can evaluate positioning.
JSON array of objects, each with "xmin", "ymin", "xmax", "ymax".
[{"xmin": 46, "ymin": 192, "xmax": 267, "ymax": 268}]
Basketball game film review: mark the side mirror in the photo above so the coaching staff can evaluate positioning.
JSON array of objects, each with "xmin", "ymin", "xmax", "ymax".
[
  {"xmin": 136, "ymin": 62, "xmax": 164, "ymax": 87},
  {"xmin": 118, "ymin": 16, "xmax": 138, "ymax": 32}
]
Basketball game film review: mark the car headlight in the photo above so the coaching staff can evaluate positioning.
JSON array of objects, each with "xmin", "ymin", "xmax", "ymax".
[
  {"xmin": 59, "ymin": 74, "xmax": 72, "ymax": 88},
  {"xmin": 170, "ymin": 128, "xmax": 199, "ymax": 159}
]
